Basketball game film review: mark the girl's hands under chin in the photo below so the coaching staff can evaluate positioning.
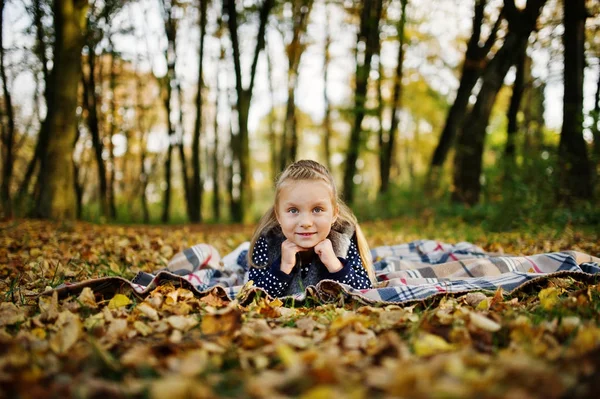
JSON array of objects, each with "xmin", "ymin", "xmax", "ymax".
[
  {"xmin": 314, "ymin": 239, "xmax": 343, "ymax": 273},
  {"xmin": 280, "ymin": 239, "xmax": 308, "ymax": 274}
]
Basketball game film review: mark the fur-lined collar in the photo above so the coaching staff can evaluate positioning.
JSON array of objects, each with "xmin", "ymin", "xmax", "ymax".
[{"xmin": 261, "ymin": 219, "xmax": 355, "ymax": 265}]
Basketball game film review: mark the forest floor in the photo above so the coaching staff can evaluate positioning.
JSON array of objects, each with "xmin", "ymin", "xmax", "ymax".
[{"xmin": 1, "ymin": 218, "xmax": 599, "ymax": 398}]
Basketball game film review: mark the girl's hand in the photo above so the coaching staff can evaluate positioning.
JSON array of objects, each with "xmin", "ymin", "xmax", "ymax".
[
  {"xmin": 280, "ymin": 239, "xmax": 306, "ymax": 274},
  {"xmin": 314, "ymin": 239, "xmax": 343, "ymax": 273}
]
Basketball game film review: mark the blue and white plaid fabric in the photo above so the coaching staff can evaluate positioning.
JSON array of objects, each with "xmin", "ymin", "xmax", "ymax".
[{"xmin": 53, "ymin": 240, "xmax": 600, "ymax": 305}]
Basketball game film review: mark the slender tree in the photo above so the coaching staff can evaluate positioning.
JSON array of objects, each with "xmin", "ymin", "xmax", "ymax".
[
  {"xmin": 37, "ymin": 0, "xmax": 89, "ymax": 219},
  {"xmin": 504, "ymin": 47, "xmax": 528, "ymax": 165},
  {"xmin": 224, "ymin": 0, "xmax": 275, "ymax": 223},
  {"xmin": 190, "ymin": 0, "xmax": 208, "ymax": 223},
  {"xmin": 379, "ymin": 0, "xmax": 408, "ymax": 194},
  {"xmin": 592, "ymin": 66, "xmax": 600, "ymax": 166},
  {"xmin": 266, "ymin": 36, "xmax": 280, "ymax": 180},
  {"xmin": 17, "ymin": 0, "xmax": 51, "ymax": 205},
  {"xmin": 426, "ymin": 0, "xmax": 503, "ymax": 192},
  {"xmin": 81, "ymin": 47, "xmax": 109, "ymax": 217},
  {"xmin": 212, "ymin": 61, "xmax": 221, "ymax": 222},
  {"xmin": 280, "ymin": 0, "xmax": 314, "ymax": 169},
  {"xmin": 322, "ymin": 0, "xmax": 332, "ymax": 171},
  {"xmin": 342, "ymin": 0, "xmax": 384, "ymax": 204},
  {"xmin": 452, "ymin": 0, "xmax": 547, "ymax": 205},
  {"xmin": 107, "ymin": 37, "xmax": 118, "ymax": 219},
  {"xmin": 0, "ymin": 0, "xmax": 16, "ymax": 217},
  {"xmin": 557, "ymin": 0, "xmax": 593, "ymax": 200},
  {"xmin": 158, "ymin": 0, "xmax": 191, "ymax": 222}
]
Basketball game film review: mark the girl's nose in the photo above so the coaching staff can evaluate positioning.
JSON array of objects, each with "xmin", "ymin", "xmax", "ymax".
[{"xmin": 299, "ymin": 215, "xmax": 313, "ymax": 227}]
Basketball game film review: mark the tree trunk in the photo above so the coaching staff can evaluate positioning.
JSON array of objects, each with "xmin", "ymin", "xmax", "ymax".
[
  {"xmin": 160, "ymin": 1, "xmax": 178, "ymax": 223},
  {"xmin": 17, "ymin": 0, "xmax": 51, "ymax": 205},
  {"xmin": 265, "ymin": 37, "xmax": 279, "ymax": 180},
  {"xmin": 137, "ymin": 86, "xmax": 150, "ymax": 223},
  {"xmin": 228, "ymin": 122, "xmax": 240, "ymax": 222},
  {"xmin": 108, "ymin": 40, "xmax": 118, "ymax": 220},
  {"xmin": 426, "ymin": 0, "xmax": 502, "ymax": 192},
  {"xmin": 452, "ymin": 0, "xmax": 546, "ymax": 205},
  {"xmin": 212, "ymin": 83, "xmax": 220, "ymax": 222},
  {"xmin": 81, "ymin": 51, "xmax": 109, "ymax": 217},
  {"xmin": 212, "ymin": 44, "xmax": 224, "ymax": 222},
  {"xmin": 592, "ymin": 65, "xmax": 600, "ymax": 170},
  {"xmin": 322, "ymin": 2, "xmax": 332, "ymax": 172},
  {"xmin": 504, "ymin": 45, "xmax": 528, "ymax": 164},
  {"xmin": 225, "ymin": 0, "xmax": 274, "ymax": 223},
  {"xmin": 190, "ymin": 0, "xmax": 208, "ymax": 223},
  {"xmin": 73, "ymin": 126, "xmax": 83, "ymax": 219},
  {"xmin": 379, "ymin": 0, "xmax": 407, "ymax": 194},
  {"xmin": 557, "ymin": 0, "xmax": 593, "ymax": 201},
  {"xmin": 342, "ymin": 0, "xmax": 383, "ymax": 204},
  {"xmin": 37, "ymin": 0, "xmax": 88, "ymax": 220},
  {"xmin": 0, "ymin": 0, "xmax": 16, "ymax": 217},
  {"xmin": 281, "ymin": 0, "xmax": 314, "ymax": 168}
]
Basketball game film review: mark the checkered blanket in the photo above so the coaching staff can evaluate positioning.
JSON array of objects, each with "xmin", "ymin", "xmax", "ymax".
[{"xmin": 52, "ymin": 240, "xmax": 600, "ymax": 305}]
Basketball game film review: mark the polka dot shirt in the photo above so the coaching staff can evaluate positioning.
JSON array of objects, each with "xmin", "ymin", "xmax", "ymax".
[{"xmin": 248, "ymin": 234, "xmax": 372, "ymax": 298}]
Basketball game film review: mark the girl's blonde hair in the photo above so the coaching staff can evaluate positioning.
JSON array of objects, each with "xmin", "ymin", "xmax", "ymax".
[{"xmin": 248, "ymin": 160, "xmax": 375, "ymax": 283}]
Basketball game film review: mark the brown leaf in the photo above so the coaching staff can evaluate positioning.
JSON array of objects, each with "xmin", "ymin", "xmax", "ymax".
[
  {"xmin": 0, "ymin": 302, "xmax": 26, "ymax": 326},
  {"xmin": 201, "ymin": 304, "xmax": 242, "ymax": 339}
]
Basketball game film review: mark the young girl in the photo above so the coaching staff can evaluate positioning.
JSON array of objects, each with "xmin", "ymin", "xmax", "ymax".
[{"xmin": 247, "ymin": 160, "xmax": 375, "ymax": 298}]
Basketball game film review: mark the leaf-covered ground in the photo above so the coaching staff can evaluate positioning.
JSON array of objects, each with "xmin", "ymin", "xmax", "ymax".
[{"xmin": 1, "ymin": 219, "xmax": 600, "ymax": 398}]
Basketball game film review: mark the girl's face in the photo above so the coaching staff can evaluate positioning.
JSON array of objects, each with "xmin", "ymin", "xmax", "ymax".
[{"xmin": 276, "ymin": 179, "xmax": 338, "ymax": 249}]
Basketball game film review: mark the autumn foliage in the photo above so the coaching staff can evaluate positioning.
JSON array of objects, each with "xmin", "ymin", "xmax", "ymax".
[{"xmin": 1, "ymin": 219, "xmax": 600, "ymax": 398}]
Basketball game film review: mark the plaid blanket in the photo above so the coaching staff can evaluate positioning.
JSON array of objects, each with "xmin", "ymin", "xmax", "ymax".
[{"xmin": 53, "ymin": 240, "xmax": 600, "ymax": 305}]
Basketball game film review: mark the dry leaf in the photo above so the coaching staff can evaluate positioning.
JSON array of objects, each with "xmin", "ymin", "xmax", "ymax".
[
  {"xmin": 108, "ymin": 294, "xmax": 132, "ymax": 309},
  {"xmin": 469, "ymin": 312, "xmax": 501, "ymax": 332},
  {"xmin": 78, "ymin": 287, "xmax": 98, "ymax": 308},
  {"xmin": 0, "ymin": 302, "xmax": 26, "ymax": 326},
  {"xmin": 166, "ymin": 315, "xmax": 199, "ymax": 331},
  {"xmin": 413, "ymin": 333, "xmax": 456, "ymax": 357},
  {"xmin": 49, "ymin": 311, "xmax": 82, "ymax": 354}
]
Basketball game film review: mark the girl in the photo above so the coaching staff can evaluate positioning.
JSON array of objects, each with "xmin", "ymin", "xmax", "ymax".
[{"xmin": 247, "ymin": 160, "xmax": 375, "ymax": 298}]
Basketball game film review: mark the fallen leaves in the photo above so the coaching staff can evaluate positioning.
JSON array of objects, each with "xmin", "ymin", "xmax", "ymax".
[{"xmin": 1, "ymin": 220, "xmax": 600, "ymax": 397}]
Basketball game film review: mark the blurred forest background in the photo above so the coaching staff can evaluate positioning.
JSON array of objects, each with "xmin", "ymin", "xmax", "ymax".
[{"xmin": 0, "ymin": 0, "xmax": 598, "ymax": 228}]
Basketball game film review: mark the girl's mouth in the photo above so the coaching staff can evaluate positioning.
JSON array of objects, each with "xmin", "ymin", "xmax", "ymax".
[{"xmin": 297, "ymin": 232, "xmax": 316, "ymax": 237}]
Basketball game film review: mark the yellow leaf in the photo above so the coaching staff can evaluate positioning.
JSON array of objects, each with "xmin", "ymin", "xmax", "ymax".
[
  {"xmin": 476, "ymin": 298, "xmax": 490, "ymax": 311},
  {"xmin": 31, "ymin": 327, "xmax": 46, "ymax": 340},
  {"xmin": 108, "ymin": 294, "xmax": 131, "ymax": 309},
  {"xmin": 300, "ymin": 385, "xmax": 337, "ymax": 399},
  {"xmin": 539, "ymin": 287, "xmax": 560, "ymax": 310},
  {"xmin": 133, "ymin": 320, "xmax": 153, "ymax": 336},
  {"xmin": 413, "ymin": 333, "xmax": 455, "ymax": 357},
  {"xmin": 276, "ymin": 343, "xmax": 299, "ymax": 368},
  {"xmin": 29, "ymin": 248, "xmax": 42, "ymax": 257},
  {"xmin": 150, "ymin": 376, "xmax": 212, "ymax": 399}
]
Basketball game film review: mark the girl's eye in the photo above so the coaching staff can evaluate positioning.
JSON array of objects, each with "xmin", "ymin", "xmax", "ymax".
[
  {"xmin": 288, "ymin": 208, "xmax": 298, "ymax": 214},
  {"xmin": 313, "ymin": 207, "xmax": 324, "ymax": 213}
]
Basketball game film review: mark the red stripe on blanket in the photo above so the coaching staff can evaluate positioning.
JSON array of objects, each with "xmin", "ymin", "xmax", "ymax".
[
  {"xmin": 449, "ymin": 253, "xmax": 458, "ymax": 261},
  {"xmin": 186, "ymin": 273, "xmax": 205, "ymax": 285},
  {"xmin": 401, "ymin": 278, "xmax": 407, "ymax": 285},
  {"xmin": 525, "ymin": 256, "xmax": 542, "ymax": 273},
  {"xmin": 435, "ymin": 242, "xmax": 444, "ymax": 251},
  {"xmin": 201, "ymin": 251, "xmax": 213, "ymax": 268},
  {"xmin": 435, "ymin": 285, "xmax": 446, "ymax": 292}
]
